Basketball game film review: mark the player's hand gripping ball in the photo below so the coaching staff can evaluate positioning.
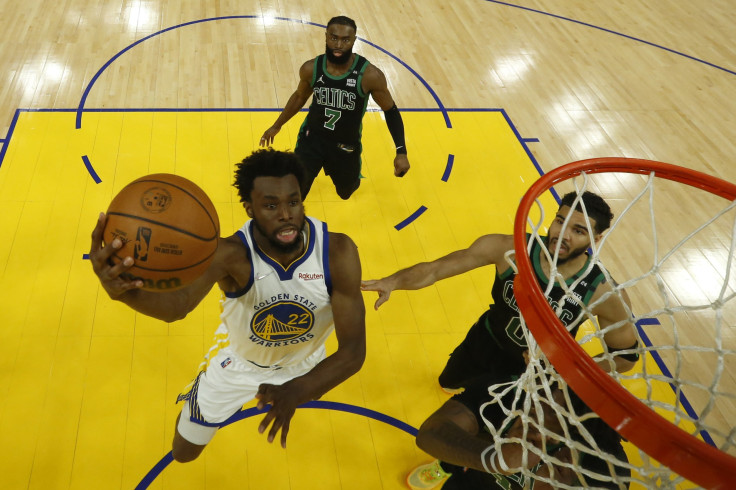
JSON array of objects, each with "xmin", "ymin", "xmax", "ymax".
[{"xmin": 103, "ymin": 174, "xmax": 219, "ymax": 291}]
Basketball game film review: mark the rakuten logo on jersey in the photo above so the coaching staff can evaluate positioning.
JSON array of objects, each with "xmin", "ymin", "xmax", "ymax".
[{"xmin": 299, "ymin": 272, "xmax": 324, "ymax": 281}]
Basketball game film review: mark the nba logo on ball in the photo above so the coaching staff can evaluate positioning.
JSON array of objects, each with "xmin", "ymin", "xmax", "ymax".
[
  {"xmin": 103, "ymin": 174, "xmax": 220, "ymax": 292},
  {"xmin": 134, "ymin": 226, "xmax": 152, "ymax": 261}
]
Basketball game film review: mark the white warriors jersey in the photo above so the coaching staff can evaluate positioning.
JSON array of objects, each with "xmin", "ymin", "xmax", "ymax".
[{"xmin": 218, "ymin": 216, "xmax": 334, "ymax": 368}]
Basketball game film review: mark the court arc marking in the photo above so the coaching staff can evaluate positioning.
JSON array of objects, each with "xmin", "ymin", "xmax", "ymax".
[
  {"xmin": 81, "ymin": 155, "xmax": 101, "ymax": 183},
  {"xmin": 31, "ymin": 106, "xmax": 521, "ymax": 229},
  {"xmin": 128, "ymin": 323, "xmax": 720, "ymax": 487},
  {"xmin": 2, "ymin": 6, "xmax": 732, "ymax": 170},
  {"xmin": 395, "ymin": 205, "xmax": 428, "ymax": 230},
  {"xmin": 74, "ymin": 16, "xmax": 451, "ymax": 128},
  {"xmin": 485, "ymin": 0, "xmax": 736, "ymax": 76},
  {"xmin": 134, "ymin": 400, "xmax": 418, "ymax": 489},
  {"xmin": 441, "ymin": 154, "xmax": 454, "ymax": 182},
  {"xmin": 72, "ymin": 15, "xmax": 454, "ymax": 192},
  {"xmin": 0, "ymin": 109, "xmax": 533, "ymax": 229}
]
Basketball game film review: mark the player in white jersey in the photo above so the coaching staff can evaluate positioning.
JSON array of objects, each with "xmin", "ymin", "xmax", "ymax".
[{"xmin": 89, "ymin": 148, "xmax": 366, "ymax": 463}]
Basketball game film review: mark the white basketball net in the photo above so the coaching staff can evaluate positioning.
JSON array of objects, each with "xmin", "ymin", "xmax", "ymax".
[{"xmin": 480, "ymin": 170, "xmax": 736, "ymax": 488}]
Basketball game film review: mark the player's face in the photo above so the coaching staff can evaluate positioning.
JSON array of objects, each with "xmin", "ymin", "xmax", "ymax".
[
  {"xmin": 324, "ymin": 24, "xmax": 356, "ymax": 65},
  {"xmin": 547, "ymin": 206, "xmax": 600, "ymax": 264},
  {"xmin": 246, "ymin": 175, "xmax": 305, "ymax": 254}
]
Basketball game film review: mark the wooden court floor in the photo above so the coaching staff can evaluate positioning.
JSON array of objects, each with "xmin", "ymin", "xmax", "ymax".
[{"xmin": 0, "ymin": 1, "xmax": 735, "ymax": 489}]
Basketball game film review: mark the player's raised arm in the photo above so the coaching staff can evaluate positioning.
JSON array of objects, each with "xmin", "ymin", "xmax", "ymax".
[{"xmin": 361, "ymin": 233, "xmax": 514, "ymax": 309}]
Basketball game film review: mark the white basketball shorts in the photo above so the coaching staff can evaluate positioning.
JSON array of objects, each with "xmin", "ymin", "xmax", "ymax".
[{"xmin": 177, "ymin": 344, "xmax": 326, "ymax": 445}]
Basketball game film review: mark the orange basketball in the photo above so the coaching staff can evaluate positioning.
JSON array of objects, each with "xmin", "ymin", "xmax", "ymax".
[{"xmin": 103, "ymin": 173, "xmax": 220, "ymax": 291}]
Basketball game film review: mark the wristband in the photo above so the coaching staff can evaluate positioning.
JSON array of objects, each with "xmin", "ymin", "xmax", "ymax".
[{"xmin": 385, "ymin": 104, "xmax": 407, "ymax": 154}]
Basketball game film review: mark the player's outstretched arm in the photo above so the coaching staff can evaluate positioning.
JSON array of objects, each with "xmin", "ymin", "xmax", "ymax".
[
  {"xmin": 260, "ymin": 60, "xmax": 314, "ymax": 146},
  {"xmin": 255, "ymin": 232, "xmax": 366, "ymax": 448},
  {"xmin": 361, "ymin": 234, "xmax": 513, "ymax": 309},
  {"xmin": 89, "ymin": 213, "xmax": 235, "ymax": 323}
]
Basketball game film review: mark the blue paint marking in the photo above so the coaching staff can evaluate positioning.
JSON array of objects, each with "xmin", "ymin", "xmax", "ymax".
[
  {"xmin": 635, "ymin": 319, "xmax": 717, "ymax": 447},
  {"xmin": 134, "ymin": 400, "xmax": 418, "ymax": 488},
  {"xmin": 75, "ymin": 16, "xmax": 450, "ymax": 128},
  {"xmin": 522, "ymin": 138, "xmax": 539, "ymax": 143},
  {"xmin": 355, "ymin": 41, "xmax": 450, "ymax": 128},
  {"xmin": 11, "ymin": 106, "xmax": 509, "ymax": 216},
  {"xmin": 0, "ymin": 109, "xmax": 22, "ymax": 170},
  {"xmin": 441, "ymin": 154, "xmax": 454, "ymax": 182},
  {"xmin": 499, "ymin": 109, "xmax": 558, "ymax": 202},
  {"xmin": 395, "ymin": 206, "xmax": 428, "ymax": 231},
  {"xmin": 300, "ymin": 400, "xmax": 419, "ymax": 436},
  {"xmin": 73, "ymin": 16, "xmax": 452, "ymax": 184},
  {"xmin": 82, "ymin": 155, "xmax": 102, "ymax": 183},
  {"xmin": 135, "ymin": 452, "xmax": 174, "ymax": 490},
  {"xmin": 484, "ymin": 0, "xmax": 736, "ymax": 77},
  {"xmin": 76, "ymin": 16, "xmax": 253, "ymax": 128}
]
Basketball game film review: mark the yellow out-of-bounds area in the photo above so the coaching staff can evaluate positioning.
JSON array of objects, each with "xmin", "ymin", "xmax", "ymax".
[{"xmin": 0, "ymin": 109, "xmax": 691, "ymax": 488}]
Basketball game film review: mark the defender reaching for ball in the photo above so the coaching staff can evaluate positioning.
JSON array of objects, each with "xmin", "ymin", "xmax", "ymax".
[
  {"xmin": 89, "ymin": 149, "xmax": 366, "ymax": 463},
  {"xmin": 362, "ymin": 191, "xmax": 639, "ymax": 394}
]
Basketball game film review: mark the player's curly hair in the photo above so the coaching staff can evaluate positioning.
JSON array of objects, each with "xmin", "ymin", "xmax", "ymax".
[
  {"xmin": 559, "ymin": 191, "xmax": 613, "ymax": 234},
  {"xmin": 233, "ymin": 148, "xmax": 306, "ymax": 203}
]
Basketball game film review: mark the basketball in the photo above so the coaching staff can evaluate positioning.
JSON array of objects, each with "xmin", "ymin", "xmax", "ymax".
[{"xmin": 103, "ymin": 173, "xmax": 220, "ymax": 291}]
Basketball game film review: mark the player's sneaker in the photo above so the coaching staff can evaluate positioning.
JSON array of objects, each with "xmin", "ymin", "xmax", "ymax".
[{"xmin": 406, "ymin": 459, "xmax": 451, "ymax": 489}]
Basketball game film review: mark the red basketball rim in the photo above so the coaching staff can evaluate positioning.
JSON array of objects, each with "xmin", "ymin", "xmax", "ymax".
[{"xmin": 513, "ymin": 157, "xmax": 736, "ymax": 489}]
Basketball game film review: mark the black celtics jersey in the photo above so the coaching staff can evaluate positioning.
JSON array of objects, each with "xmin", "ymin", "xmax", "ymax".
[
  {"xmin": 304, "ymin": 54, "xmax": 370, "ymax": 144},
  {"xmin": 483, "ymin": 236, "xmax": 607, "ymax": 358}
]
